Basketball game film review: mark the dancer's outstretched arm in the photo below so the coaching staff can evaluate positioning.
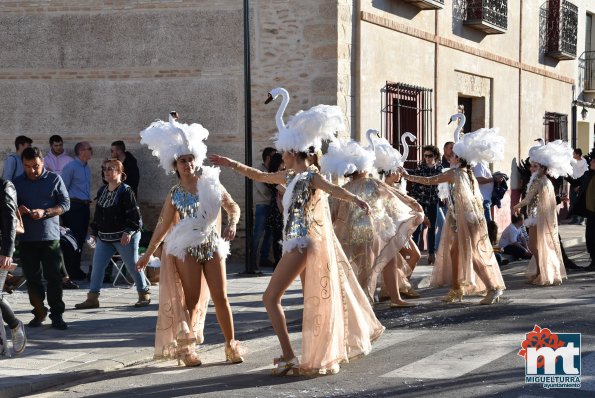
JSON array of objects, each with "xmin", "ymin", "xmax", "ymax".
[
  {"xmin": 209, "ymin": 154, "xmax": 286, "ymax": 185},
  {"xmin": 402, "ymin": 168, "xmax": 454, "ymax": 185},
  {"xmin": 512, "ymin": 178, "xmax": 540, "ymax": 214},
  {"xmin": 136, "ymin": 193, "xmax": 176, "ymax": 270},
  {"xmin": 311, "ymin": 173, "xmax": 371, "ymax": 214},
  {"xmin": 221, "ymin": 189, "xmax": 240, "ymax": 241}
]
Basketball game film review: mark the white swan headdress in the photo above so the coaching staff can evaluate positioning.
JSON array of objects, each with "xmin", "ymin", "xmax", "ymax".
[
  {"xmin": 320, "ymin": 138, "xmax": 375, "ymax": 176},
  {"xmin": 140, "ymin": 114, "xmax": 209, "ymax": 174},
  {"xmin": 266, "ymin": 87, "xmax": 345, "ymax": 153},
  {"xmin": 373, "ymin": 131, "xmax": 416, "ymax": 173},
  {"xmin": 451, "ymin": 112, "xmax": 504, "ymax": 166},
  {"xmin": 528, "ymin": 139, "xmax": 574, "ymax": 179}
]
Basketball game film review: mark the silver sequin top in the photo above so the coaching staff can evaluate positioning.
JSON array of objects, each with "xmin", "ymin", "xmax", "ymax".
[
  {"xmin": 283, "ymin": 169, "xmax": 316, "ymax": 243},
  {"xmin": 170, "ymin": 184, "xmax": 218, "ymax": 262}
]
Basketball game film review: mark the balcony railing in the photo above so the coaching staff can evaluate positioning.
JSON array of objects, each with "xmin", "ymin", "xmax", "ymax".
[
  {"xmin": 464, "ymin": 0, "xmax": 508, "ymax": 34},
  {"xmin": 580, "ymin": 51, "xmax": 595, "ymax": 91},
  {"xmin": 545, "ymin": 0, "xmax": 578, "ymax": 60},
  {"xmin": 402, "ymin": 0, "xmax": 444, "ymax": 10}
]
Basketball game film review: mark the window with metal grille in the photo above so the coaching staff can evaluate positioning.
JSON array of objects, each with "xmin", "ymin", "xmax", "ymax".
[
  {"xmin": 381, "ymin": 82, "xmax": 433, "ymax": 168},
  {"xmin": 543, "ymin": 112, "xmax": 568, "ymax": 142}
]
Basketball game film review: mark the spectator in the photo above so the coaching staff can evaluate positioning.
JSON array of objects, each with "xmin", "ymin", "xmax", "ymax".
[
  {"xmin": 61, "ymin": 142, "xmax": 93, "ymax": 279},
  {"xmin": 441, "ymin": 141, "xmax": 454, "ymax": 168},
  {"xmin": 569, "ymin": 148, "xmax": 588, "ymax": 225},
  {"xmin": 0, "ymin": 177, "xmax": 26, "ymax": 355},
  {"xmin": 408, "ymin": 145, "xmax": 443, "ymax": 264},
  {"xmin": 13, "ymin": 147, "xmax": 70, "ymax": 330},
  {"xmin": 43, "ymin": 135, "xmax": 73, "ymax": 176},
  {"xmin": 499, "ymin": 214, "xmax": 532, "ymax": 261},
  {"xmin": 111, "ymin": 140, "xmax": 140, "ymax": 197},
  {"xmin": 249, "ymin": 147, "xmax": 277, "ymax": 274},
  {"xmin": 75, "ymin": 159, "xmax": 150, "ymax": 309},
  {"xmin": 2, "ymin": 136, "xmax": 32, "ymax": 181},
  {"xmin": 491, "ymin": 172, "xmax": 509, "ymax": 209},
  {"xmin": 569, "ymin": 156, "xmax": 595, "ymax": 271},
  {"xmin": 266, "ymin": 153, "xmax": 285, "ymax": 268},
  {"xmin": 472, "ymin": 161, "xmax": 494, "ymax": 221}
]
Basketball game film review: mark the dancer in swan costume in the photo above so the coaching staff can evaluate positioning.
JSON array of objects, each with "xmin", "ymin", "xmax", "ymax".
[
  {"xmin": 323, "ymin": 135, "xmax": 423, "ymax": 306},
  {"xmin": 210, "ymin": 87, "xmax": 384, "ymax": 376},
  {"xmin": 402, "ymin": 114, "xmax": 506, "ymax": 304},
  {"xmin": 136, "ymin": 114, "xmax": 245, "ymax": 366},
  {"xmin": 373, "ymin": 132, "xmax": 425, "ymax": 299},
  {"xmin": 512, "ymin": 139, "xmax": 572, "ymax": 286}
]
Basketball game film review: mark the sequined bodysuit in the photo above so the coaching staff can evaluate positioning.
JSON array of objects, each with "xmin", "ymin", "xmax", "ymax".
[
  {"xmin": 283, "ymin": 168, "xmax": 316, "ymax": 246},
  {"xmin": 170, "ymin": 184, "xmax": 218, "ymax": 262}
]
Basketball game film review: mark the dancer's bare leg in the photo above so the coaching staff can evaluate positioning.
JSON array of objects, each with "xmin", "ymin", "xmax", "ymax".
[
  {"xmin": 175, "ymin": 255, "xmax": 202, "ymax": 330},
  {"xmin": 262, "ymin": 250, "xmax": 308, "ymax": 360},
  {"xmin": 382, "ymin": 259, "xmax": 408, "ymax": 305},
  {"xmin": 400, "ymin": 238, "xmax": 421, "ymax": 273},
  {"xmin": 203, "ymin": 254, "xmax": 234, "ymax": 347}
]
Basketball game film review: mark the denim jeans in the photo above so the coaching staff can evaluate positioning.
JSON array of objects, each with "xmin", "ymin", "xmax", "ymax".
[
  {"xmin": 89, "ymin": 232, "xmax": 149, "ymax": 293},
  {"xmin": 252, "ymin": 204, "xmax": 272, "ymax": 270},
  {"xmin": 435, "ymin": 205, "xmax": 446, "ymax": 248},
  {"xmin": 483, "ymin": 199, "xmax": 492, "ymax": 222},
  {"xmin": 413, "ymin": 202, "xmax": 438, "ymax": 254}
]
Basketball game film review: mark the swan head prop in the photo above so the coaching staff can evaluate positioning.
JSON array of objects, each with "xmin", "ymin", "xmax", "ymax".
[
  {"xmin": 140, "ymin": 114, "xmax": 209, "ymax": 174},
  {"xmin": 320, "ymin": 138, "xmax": 375, "ymax": 176},
  {"xmin": 528, "ymin": 139, "xmax": 573, "ymax": 178},
  {"xmin": 452, "ymin": 127, "xmax": 504, "ymax": 166},
  {"xmin": 267, "ymin": 87, "xmax": 345, "ymax": 153}
]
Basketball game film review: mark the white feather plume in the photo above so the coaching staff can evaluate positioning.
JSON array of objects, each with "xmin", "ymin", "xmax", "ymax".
[
  {"xmin": 275, "ymin": 104, "xmax": 345, "ymax": 152},
  {"xmin": 320, "ymin": 138, "xmax": 375, "ymax": 176},
  {"xmin": 529, "ymin": 139, "xmax": 574, "ymax": 179},
  {"xmin": 453, "ymin": 127, "xmax": 504, "ymax": 166},
  {"xmin": 437, "ymin": 168, "xmax": 451, "ymax": 200},
  {"xmin": 165, "ymin": 166, "xmax": 226, "ymax": 260},
  {"xmin": 373, "ymin": 137, "xmax": 403, "ymax": 173},
  {"xmin": 572, "ymin": 158, "xmax": 589, "ymax": 179},
  {"xmin": 140, "ymin": 115, "xmax": 209, "ymax": 174}
]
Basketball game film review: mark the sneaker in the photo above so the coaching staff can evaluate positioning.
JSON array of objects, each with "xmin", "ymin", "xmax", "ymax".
[
  {"xmin": 27, "ymin": 315, "xmax": 46, "ymax": 328},
  {"xmin": 11, "ymin": 320, "xmax": 26, "ymax": 355},
  {"xmin": 51, "ymin": 316, "xmax": 68, "ymax": 330}
]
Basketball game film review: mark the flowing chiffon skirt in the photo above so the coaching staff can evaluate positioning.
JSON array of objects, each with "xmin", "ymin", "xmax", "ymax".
[
  {"xmin": 154, "ymin": 244, "xmax": 210, "ymax": 360},
  {"xmin": 332, "ymin": 178, "xmax": 423, "ymax": 302},
  {"xmin": 525, "ymin": 179, "xmax": 566, "ymax": 285},
  {"xmin": 430, "ymin": 169, "xmax": 505, "ymax": 294},
  {"xmin": 300, "ymin": 189, "xmax": 385, "ymax": 374}
]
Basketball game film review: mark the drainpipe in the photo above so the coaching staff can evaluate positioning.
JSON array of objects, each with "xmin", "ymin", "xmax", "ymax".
[
  {"xmin": 355, "ymin": 1, "xmax": 362, "ymax": 140},
  {"xmin": 243, "ymin": 0, "xmax": 254, "ymax": 272}
]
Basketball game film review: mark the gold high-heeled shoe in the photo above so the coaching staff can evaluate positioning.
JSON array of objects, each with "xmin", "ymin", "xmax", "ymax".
[
  {"xmin": 441, "ymin": 288, "xmax": 463, "ymax": 303},
  {"xmin": 225, "ymin": 339, "xmax": 244, "ymax": 364},
  {"xmin": 480, "ymin": 289, "xmax": 503, "ymax": 305},
  {"xmin": 178, "ymin": 352, "xmax": 202, "ymax": 367},
  {"xmin": 271, "ymin": 356, "xmax": 299, "ymax": 376}
]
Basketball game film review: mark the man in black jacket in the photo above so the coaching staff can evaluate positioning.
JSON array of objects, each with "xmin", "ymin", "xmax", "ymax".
[
  {"xmin": 111, "ymin": 141, "xmax": 140, "ymax": 197},
  {"xmin": 570, "ymin": 156, "xmax": 595, "ymax": 270},
  {"xmin": 0, "ymin": 178, "xmax": 27, "ymax": 354}
]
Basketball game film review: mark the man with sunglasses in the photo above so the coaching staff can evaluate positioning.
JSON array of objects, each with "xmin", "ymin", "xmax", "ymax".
[
  {"xmin": 61, "ymin": 142, "xmax": 93, "ymax": 279},
  {"xmin": 408, "ymin": 145, "xmax": 443, "ymax": 264}
]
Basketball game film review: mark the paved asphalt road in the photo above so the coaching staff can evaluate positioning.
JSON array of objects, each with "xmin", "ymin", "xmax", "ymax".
[{"xmin": 24, "ymin": 256, "xmax": 595, "ymax": 398}]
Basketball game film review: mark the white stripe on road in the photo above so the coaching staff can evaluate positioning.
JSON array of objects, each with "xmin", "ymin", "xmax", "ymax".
[
  {"xmin": 509, "ymin": 298, "xmax": 595, "ymax": 306},
  {"xmin": 380, "ymin": 333, "xmax": 518, "ymax": 379},
  {"xmin": 244, "ymin": 329, "xmax": 428, "ymax": 373}
]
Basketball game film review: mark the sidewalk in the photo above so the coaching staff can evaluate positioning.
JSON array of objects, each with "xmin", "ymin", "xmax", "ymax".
[
  {"xmin": 0, "ymin": 263, "xmax": 302, "ymax": 398},
  {"xmin": 0, "ymin": 224, "xmax": 589, "ymax": 398}
]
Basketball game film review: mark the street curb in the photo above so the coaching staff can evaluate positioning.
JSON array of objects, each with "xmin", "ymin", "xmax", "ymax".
[{"xmin": 0, "ymin": 315, "xmax": 294, "ymax": 398}]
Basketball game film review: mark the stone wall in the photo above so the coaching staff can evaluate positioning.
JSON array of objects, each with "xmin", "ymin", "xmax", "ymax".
[{"xmin": 0, "ymin": 0, "xmax": 247, "ymax": 257}]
